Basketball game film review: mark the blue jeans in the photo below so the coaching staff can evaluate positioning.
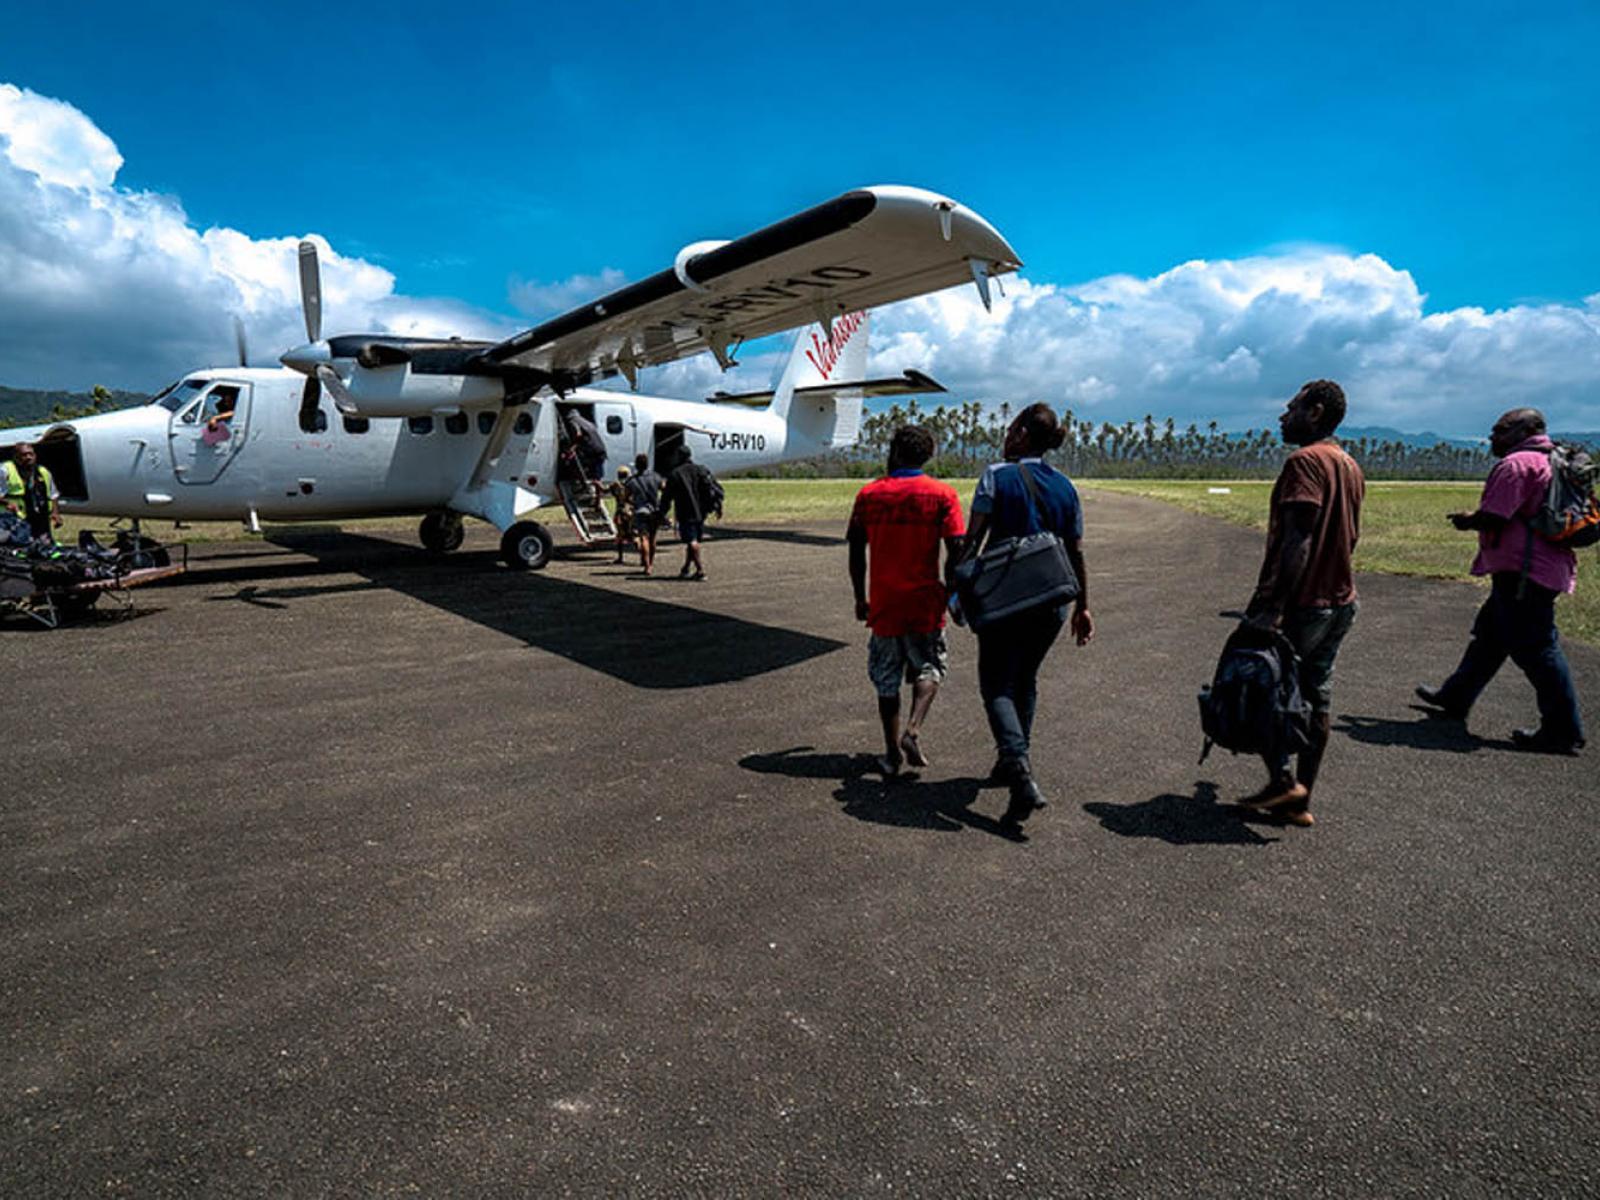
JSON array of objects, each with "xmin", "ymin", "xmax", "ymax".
[
  {"xmin": 1438, "ymin": 573, "xmax": 1585, "ymax": 743},
  {"xmin": 977, "ymin": 604, "xmax": 1066, "ymax": 762}
]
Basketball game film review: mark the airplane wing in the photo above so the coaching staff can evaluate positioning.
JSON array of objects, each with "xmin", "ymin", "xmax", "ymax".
[
  {"xmin": 477, "ymin": 186, "xmax": 1018, "ymax": 391},
  {"xmin": 705, "ymin": 369, "xmax": 947, "ymax": 407}
]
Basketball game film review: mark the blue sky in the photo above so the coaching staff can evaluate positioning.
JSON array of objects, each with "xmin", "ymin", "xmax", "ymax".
[{"xmin": 2, "ymin": 1, "xmax": 1597, "ymax": 431}]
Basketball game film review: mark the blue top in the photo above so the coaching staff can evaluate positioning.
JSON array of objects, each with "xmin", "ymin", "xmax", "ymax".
[{"xmin": 971, "ymin": 458, "xmax": 1083, "ymax": 542}]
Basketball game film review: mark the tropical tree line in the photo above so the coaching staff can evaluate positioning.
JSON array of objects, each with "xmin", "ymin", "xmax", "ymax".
[
  {"xmin": 735, "ymin": 400, "xmax": 1509, "ymax": 480},
  {"xmin": 0, "ymin": 385, "xmax": 122, "ymax": 429}
]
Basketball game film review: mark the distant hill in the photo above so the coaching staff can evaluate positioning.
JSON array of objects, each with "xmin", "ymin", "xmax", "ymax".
[{"xmin": 0, "ymin": 385, "xmax": 148, "ymax": 429}]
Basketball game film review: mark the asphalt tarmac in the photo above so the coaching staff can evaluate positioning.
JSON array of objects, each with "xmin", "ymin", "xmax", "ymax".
[{"xmin": 4, "ymin": 492, "xmax": 1596, "ymax": 1196}]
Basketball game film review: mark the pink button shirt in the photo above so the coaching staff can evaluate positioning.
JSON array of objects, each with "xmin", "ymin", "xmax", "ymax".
[{"xmin": 1471, "ymin": 435, "xmax": 1578, "ymax": 594}]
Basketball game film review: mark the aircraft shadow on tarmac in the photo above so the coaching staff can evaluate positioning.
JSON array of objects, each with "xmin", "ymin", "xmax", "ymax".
[
  {"xmin": 1334, "ymin": 708, "xmax": 1515, "ymax": 753},
  {"xmin": 197, "ymin": 532, "xmax": 848, "ymax": 688},
  {"xmin": 1082, "ymin": 782, "xmax": 1280, "ymax": 847},
  {"xmin": 700, "ymin": 526, "xmax": 846, "ymax": 548},
  {"xmin": 739, "ymin": 746, "xmax": 1024, "ymax": 841}
]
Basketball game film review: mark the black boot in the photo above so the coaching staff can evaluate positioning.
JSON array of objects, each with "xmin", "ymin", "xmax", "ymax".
[{"xmin": 1000, "ymin": 773, "xmax": 1043, "ymax": 828}]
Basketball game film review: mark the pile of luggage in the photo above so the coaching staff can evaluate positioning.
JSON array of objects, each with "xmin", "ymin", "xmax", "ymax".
[{"xmin": 0, "ymin": 513, "xmax": 122, "ymax": 595}]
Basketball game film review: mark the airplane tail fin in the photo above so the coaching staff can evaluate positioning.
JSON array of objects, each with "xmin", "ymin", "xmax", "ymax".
[{"xmin": 769, "ymin": 310, "xmax": 869, "ymax": 449}]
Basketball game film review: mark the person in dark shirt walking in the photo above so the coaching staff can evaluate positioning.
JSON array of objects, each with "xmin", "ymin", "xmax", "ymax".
[
  {"xmin": 625, "ymin": 453, "xmax": 665, "ymax": 576},
  {"xmin": 661, "ymin": 447, "xmax": 721, "ymax": 581},
  {"xmin": 958, "ymin": 404, "xmax": 1093, "ymax": 832},
  {"xmin": 1238, "ymin": 379, "xmax": 1366, "ymax": 827}
]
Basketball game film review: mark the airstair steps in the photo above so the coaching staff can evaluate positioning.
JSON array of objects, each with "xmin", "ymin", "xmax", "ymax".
[{"xmin": 559, "ymin": 480, "xmax": 618, "ymax": 545}]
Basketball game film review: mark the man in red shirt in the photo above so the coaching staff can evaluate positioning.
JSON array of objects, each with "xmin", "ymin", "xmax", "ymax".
[{"xmin": 848, "ymin": 426, "xmax": 966, "ymax": 775}]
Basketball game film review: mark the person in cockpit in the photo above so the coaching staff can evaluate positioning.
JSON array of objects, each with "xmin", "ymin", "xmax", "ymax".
[{"xmin": 204, "ymin": 391, "xmax": 237, "ymax": 438}]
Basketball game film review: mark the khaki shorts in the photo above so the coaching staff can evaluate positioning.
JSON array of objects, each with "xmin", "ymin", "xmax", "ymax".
[{"xmin": 868, "ymin": 630, "xmax": 949, "ymax": 697}]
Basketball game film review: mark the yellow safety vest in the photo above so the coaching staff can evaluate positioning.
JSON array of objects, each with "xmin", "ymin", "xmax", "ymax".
[{"xmin": 3, "ymin": 460, "xmax": 54, "ymax": 516}]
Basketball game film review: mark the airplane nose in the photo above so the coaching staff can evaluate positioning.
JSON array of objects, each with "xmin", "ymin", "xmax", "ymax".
[{"xmin": 280, "ymin": 342, "xmax": 331, "ymax": 374}]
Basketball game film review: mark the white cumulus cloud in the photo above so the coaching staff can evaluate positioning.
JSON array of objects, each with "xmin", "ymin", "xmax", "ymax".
[
  {"xmin": 853, "ymin": 255, "xmax": 1600, "ymax": 433},
  {"xmin": 0, "ymin": 83, "xmax": 512, "ymax": 390},
  {"xmin": 509, "ymin": 267, "xmax": 627, "ymax": 318},
  {"xmin": 3, "ymin": 81, "xmax": 1598, "ymax": 435},
  {"xmin": 0, "ymin": 83, "xmax": 121, "ymax": 189}
]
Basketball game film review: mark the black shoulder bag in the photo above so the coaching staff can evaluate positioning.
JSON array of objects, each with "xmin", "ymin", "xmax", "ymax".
[{"xmin": 953, "ymin": 464, "xmax": 1081, "ymax": 632}]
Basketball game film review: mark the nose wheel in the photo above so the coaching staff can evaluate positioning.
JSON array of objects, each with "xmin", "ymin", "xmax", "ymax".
[
  {"xmin": 500, "ymin": 521, "xmax": 553, "ymax": 570},
  {"xmin": 419, "ymin": 511, "xmax": 465, "ymax": 554}
]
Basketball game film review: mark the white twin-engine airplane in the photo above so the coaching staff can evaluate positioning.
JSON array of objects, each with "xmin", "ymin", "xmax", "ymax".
[{"xmin": 2, "ymin": 186, "xmax": 1019, "ymax": 569}]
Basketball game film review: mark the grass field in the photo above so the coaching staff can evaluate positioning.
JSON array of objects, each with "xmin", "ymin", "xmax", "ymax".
[
  {"xmin": 51, "ymin": 476, "xmax": 1597, "ymax": 646},
  {"xmin": 1087, "ymin": 480, "xmax": 1599, "ymax": 647}
]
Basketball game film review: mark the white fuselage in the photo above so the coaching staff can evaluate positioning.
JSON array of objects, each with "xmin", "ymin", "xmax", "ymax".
[{"xmin": 4, "ymin": 367, "xmax": 815, "ymax": 530}]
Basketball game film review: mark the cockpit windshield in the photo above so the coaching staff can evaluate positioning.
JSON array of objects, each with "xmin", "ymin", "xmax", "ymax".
[{"xmin": 150, "ymin": 378, "xmax": 208, "ymax": 412}]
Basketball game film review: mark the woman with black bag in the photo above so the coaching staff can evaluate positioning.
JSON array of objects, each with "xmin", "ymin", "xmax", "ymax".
[{"xmin": 955, "ymin": 404, "xmax": 1093, "ymax": 832}]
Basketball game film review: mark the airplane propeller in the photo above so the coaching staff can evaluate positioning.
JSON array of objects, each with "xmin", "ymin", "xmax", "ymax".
[
  {"xmin": 285, "ymin": 239, "xmax": 342, "ymax": 431},
  {"xmin": 297, "ymin": 240, "xmax": 322, "ymax": 343},
  {"xmin": 233, "ymin": 315, "xmax": 249, "ymax": 368},
  {"xmin": 316, "ymin": 364, "xmax": 357, "ymax": 413}
]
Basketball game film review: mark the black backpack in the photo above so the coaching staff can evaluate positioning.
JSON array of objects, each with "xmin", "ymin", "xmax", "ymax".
[
  {"xmin": 1528, "ymin": 443, "xmax": 1600, "ymax": 548},
  {"xmin": 700, "ymin": 469, "xmax": 725, "ymax": 518},
  {"xmin": 1198, "ymin": 619, "xmax": 1312, "ymax": 764}
]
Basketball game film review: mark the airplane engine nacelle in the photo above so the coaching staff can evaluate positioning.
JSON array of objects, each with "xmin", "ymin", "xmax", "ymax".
[{"xmin": 337, "ymin": 364, "xmax": 506, "ymax": 417}]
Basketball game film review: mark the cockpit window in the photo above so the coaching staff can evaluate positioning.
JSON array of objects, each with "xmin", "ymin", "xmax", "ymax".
[{"xmin": 153, "ymin": 378, "xmax": 208, "ymax": 412}]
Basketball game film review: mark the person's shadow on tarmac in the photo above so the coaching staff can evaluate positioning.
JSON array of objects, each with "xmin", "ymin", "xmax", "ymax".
[
  {"xmin": 1082, "ymin": 782, "xmax": 1279, "ymax": 846},
  {"xmin": 739, "ymin": 746, "xmax": 1024, "ymax": 841},
  {"xmin": 1334, "ymin": 708, "xmax": 1514, "ymax": 753}
]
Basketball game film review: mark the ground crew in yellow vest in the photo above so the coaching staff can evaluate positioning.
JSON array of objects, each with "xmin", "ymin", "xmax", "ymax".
[{"xmin": 3, "ymin": 442, "xmax": 61, "ymax": 541}]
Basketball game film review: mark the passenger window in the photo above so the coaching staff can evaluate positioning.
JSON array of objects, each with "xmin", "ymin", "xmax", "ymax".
[
  {"xmin": 513, "ymin": 412, "xmax": 533, "ymax": 436},
  {"xmin": 606, "ymin": 415, "xmax": 624, "ymax": 435},
  {"xmin": 408, "ymin": 416, "xmax": 434, "ymax": 435},
  {"xmin": 477, "ymin": 411, "xmax": 496, "ymax": 435},
  {"xmin": 445, "ymin": 413, "xmax": 469, "ymax": 435},
  {"xmin": 343, "ymin": 416, "xmax": 370, "ymax": 435}
]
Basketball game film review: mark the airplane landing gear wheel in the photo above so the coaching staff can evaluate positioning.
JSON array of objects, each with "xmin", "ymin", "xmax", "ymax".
[
  {"xmin": 500, "ymin": 521, "xmax": 553, "ymax": 570},
  {"xmin": 420, "ymin": 511, "xmax": 465, "ymax": 554}
]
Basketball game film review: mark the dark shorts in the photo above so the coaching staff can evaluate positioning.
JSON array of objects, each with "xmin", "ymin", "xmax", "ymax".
[
  {"xmin": 1283, "ymin": 602, "xmax": 1358, "ymax": 713},
  {"xmin": 678, "ymin": 520, "xmax": 704, "ymax": 544},
  {"xmin": 867, "ymin": 630, "xmax": 950, "ymax": 697},
  {"xmin": 633, "ymin": 511, "xmax": 658, "ymax": 537}
]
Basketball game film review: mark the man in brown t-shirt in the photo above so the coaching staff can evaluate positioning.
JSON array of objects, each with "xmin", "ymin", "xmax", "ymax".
[{"xmin": 1239, "ymin": 379, "xmax": 1366, "ymax": 826}]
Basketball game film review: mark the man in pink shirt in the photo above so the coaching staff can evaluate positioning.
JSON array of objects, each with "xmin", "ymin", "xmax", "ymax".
[{"xmin": 1416, "ymin": 408, "xmax": 1586, "ymax": 754}]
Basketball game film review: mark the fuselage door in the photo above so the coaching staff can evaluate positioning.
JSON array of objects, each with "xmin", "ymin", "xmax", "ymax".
[
  {"xmin": 592, "ymin": 400, "xmax": 636, "ymax": 470},
  {"xmin": 170, "ymin": 382, "xmax": 251, "ymax": 485}
]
